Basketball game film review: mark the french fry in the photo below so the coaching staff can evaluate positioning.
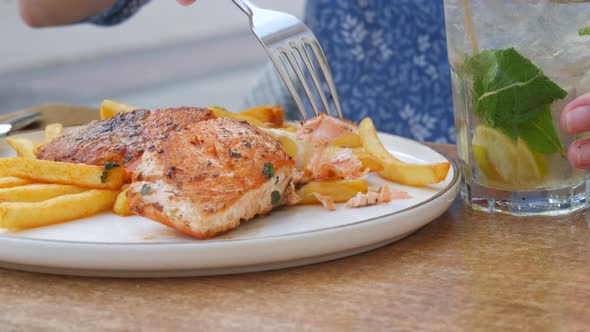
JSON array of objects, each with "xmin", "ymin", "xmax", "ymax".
[
  {"xmin": 0, "ymin": 158, "xmax": 125, "ymax": 190},
  {"xmin": 0, "ymin": 177, "xmax": 33, "ymax": 189},
  {"xmin": 208, "ymin": 106, "xmax": 266, "ymax": 128},
  {"xmin": 332, "ymin": 133, "xmax": 362, "ymax": 148},
  {"xmin": 352, "ymin": 149, "xmax": 384, "ymax": 172},
  {"xmin": 260, "ymin": 128, "xmax": 299, "ymax": 159},
  {"xmin": 277, "ymin": 125, "xmax": 298, "ymax": 133},
  {"xmin": 5, "ymin": 137, "xmax": 37, "ymax": 159},
  {"xmin": 100, "ymin": 99, "xmax": 137, "ymax": 120},
  {"xmin": 297, "ymin": 179, "xmax": 368, "ymax": 205},
  {"xmin": 44, "ymin": 123, "xmax": 64, "ymax": 142},
  {"xmin": 113, "ymin": 186, "xmax": 133, "ymax": 217},
  {"xmin": 239, "ymin": 105, "xmax": 285, "ymax": 127},
  {"xmin": 35, "ymin": 123, "xmax": 66, "ymax": 152},
  {"xmin": 0, "ymin": 184, "xmax": 88, "ymax": 203},
  {"xmin": 33, "ymin": 143, "xmax": 44, "ymax": 156},
  {"xmin": 359, "ymin": 118, "xmax": 450, "ymax": 186},
  {"xmin": 0, "ymin": 189, "xmax": 119, "ymax": 229}
]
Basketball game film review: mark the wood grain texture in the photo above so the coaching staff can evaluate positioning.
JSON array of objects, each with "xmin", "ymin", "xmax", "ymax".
[{"xmin": 1, "ymin": 111, "xmax": 590, "ymax": 331}]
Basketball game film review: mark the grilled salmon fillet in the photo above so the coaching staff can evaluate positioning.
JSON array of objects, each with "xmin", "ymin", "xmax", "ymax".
[
  {"xmin": 37, "ymin": 108, "xmax": 295, "ymax": 238},
  {"xmin": 126, "ymin": 118, "xmax": 295, "ymax": 238},
  {"xmin": 36, "ymin": 107, "xmax": 215, "ymax": 178}
]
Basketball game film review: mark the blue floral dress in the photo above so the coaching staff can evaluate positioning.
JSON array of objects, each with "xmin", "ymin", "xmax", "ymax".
[{"xmin": 88, "ymin": 0, "xmax": 455, "ymax": 143}]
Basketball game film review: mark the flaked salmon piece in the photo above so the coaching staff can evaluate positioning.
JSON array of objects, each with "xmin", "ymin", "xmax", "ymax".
[
  {"xmin": 285, "ymin": 180, "xmax": 302, "ymax": 206},
  {"xmin": 127, "ymin": 118, "xmax": 295, "ymax": 239},
  {"xmin": 312, "ymin": 192, "xmax": 336, "ymax": 211},
  {"xmin": 380, "ymin": 184, "xmax": 411, "ymax": 201},
  {"xmin": 293, "ymin": 114, "xmax": 365, "ymax": 181},
  {"xmin": 305, "ymin": 143, "xmax": 328, "ymax": 181},
  {"xmin": 307, "ymin": 147, "xmax": 368, "ymax": 180},
  {"xmin": 296, "ymin": 114, "xmax": 357, "ymax": 144},
  {"xmin": 345, "ymin": 184, "xmax": 410, "ymax": 208}
]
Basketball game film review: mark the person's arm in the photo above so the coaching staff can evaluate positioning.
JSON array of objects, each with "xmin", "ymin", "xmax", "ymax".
[
  {"xmin": 19, "ymin": 0, "xmax": 119, "ymax": 27},
  {"xmin": 561, "ymin": 93, "xmax": 590, "ymax": 169},
  {"xmin": 19, "ymin": 0, "xmax": 197, "ymax": 28}
]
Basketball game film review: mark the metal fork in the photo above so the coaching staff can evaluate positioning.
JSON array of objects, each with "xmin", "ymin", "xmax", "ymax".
[{"xmin": 232, "ymin": 0, "xmax": 343, "ymax": 120}]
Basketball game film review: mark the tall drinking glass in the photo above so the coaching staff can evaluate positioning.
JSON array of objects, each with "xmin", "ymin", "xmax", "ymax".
[{"xmin": 443, "ymin": 0, "xmax": 590, "ymax": 216}]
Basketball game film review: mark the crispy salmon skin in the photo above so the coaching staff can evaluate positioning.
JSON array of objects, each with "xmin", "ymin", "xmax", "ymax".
[{"xmin": 36, "ymin": 107, "xmax": 215, "ymax": 178}]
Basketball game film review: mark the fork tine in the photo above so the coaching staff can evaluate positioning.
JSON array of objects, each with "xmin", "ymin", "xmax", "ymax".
[
  {"xmin": 282, "ymin": 47, "xmax": 321, "ymax": 117},
  {"xmin": 304, "ymin": 38, "xmax": 344, "ymax": 118},
  {"xmin": 232, "ymin": 0, "xmax": 344, "ymax": 120},
  {"xmin": 292, "ymin": 41, "xmax": 333, "ymax": 116},
  {"xmin": 267, "ymin": 51, "xmax": 308, "ymax": 120}
]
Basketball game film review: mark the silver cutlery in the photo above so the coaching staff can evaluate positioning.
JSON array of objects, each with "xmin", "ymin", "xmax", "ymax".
[
  {"xmin": 0, "ymin": 112, "xmax": 42, "ymax": 137},
  {"xmin": 232, "ymin": 0, "xmax": 343, "ymax": 120}
]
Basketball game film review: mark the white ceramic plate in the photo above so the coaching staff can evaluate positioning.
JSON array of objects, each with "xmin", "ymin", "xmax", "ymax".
[{"xmin": 0, "ymin": 130, "xmax": 460, "ymax": 277}]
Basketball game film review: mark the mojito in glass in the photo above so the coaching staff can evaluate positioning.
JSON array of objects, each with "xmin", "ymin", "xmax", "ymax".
[{"xmin": 444, "ymin": 0, "xmax": 590, "ymax": 215}]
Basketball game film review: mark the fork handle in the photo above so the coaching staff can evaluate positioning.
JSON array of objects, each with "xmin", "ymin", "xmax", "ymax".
[{"xmin": 232, "ymin": 0, "xmax": 257, "ymax": 17}]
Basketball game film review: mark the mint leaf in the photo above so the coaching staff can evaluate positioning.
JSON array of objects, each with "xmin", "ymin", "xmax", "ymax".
[
  {"xmin": 579, "ymin": 26, "xmax": 590, "ymax": 36},
  {"xmin": 518, "ymin": 106, "xmax": 565, "ymax": 156},
  {"xmin": 466, "ymin": 48, "xmax": 540, "ymax": 92},
  {"xmin": 462, "ymin": 48, "xmax": 567, "ymax": 153},
  {"xmin": 477, "ymin": 74, "xmax": 567, "ymax": 137}
]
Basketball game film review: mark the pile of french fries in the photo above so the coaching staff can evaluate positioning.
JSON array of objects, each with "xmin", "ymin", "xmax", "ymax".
[
  {"xmin": 0, "ymin": 99, "xmax": 450, "ymax": 230},
  {"xmin": 0, "ymin": 124, "xmax": 128, "ymax": 229}
]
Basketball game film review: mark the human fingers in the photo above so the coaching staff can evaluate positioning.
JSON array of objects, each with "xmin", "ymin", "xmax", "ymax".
[
  {"xmin": 567, "ymin": 137, "xmax": 590, "ymax": 169},
  {"xmin": 560, "ymin": 92, "xmax": 590, "ymax": 135},
  {"xmin": 176, "ymin": 0, "xmax": 196, "ymax": 6}
]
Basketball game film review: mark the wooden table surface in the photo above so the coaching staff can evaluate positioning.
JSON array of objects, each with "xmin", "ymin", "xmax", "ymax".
[{"xmin": 1, "ymin": 107, "xmax": 590, "ymax": 331}]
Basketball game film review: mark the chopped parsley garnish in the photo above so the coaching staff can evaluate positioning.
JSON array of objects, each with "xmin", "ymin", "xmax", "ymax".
[
  {"xmin": 271, "ymin": 191, "xmax": 281, "ymax": 205},
  {"xmin": 228, "ymin": 149, "xmax": 242, "ymax": 158},
  {"xmin": 263, "ymin": 162, "xmax": 274, "ymax": 179},
  {"xmin": 140, "ymin": 184, "xmax": 151, "ymax": 196},
  {"xmin": 101, "ymin": 162, "xmax": 120, "ymax": 183},
  {"xmin": 166, "ymin": 166, "xmax": 176, "ymax": 178}
]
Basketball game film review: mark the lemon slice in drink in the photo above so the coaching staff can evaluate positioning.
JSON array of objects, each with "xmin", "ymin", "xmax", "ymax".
[
  {"xmin": 472, "ymin": 144, "xmax": 500, "ymax": 180},
  {"xmin": 472, "ymin": 126, "xmax": 547, "ymax": 186},
  {"xmin": 516, "ymin": 139, "xmax": 548, "ymax": 182}
]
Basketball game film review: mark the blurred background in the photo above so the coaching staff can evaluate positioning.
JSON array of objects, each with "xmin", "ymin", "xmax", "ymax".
[{"xmin": 0, "ymin": 0, "xmax": 305, "ymax": 116}]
